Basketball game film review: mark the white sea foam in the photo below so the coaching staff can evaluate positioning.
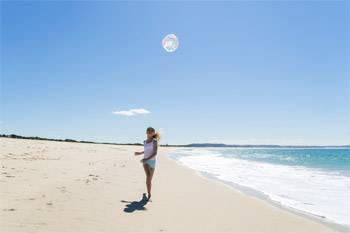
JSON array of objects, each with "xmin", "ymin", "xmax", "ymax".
[{"xmin": 169, "ymin": 150, "xmax": 350, "ymax": 226}]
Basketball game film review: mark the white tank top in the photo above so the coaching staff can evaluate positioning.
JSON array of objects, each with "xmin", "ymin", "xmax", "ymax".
[{"xmin": 144, "ymin": 140, "xmax": 156, "ymax": 160}]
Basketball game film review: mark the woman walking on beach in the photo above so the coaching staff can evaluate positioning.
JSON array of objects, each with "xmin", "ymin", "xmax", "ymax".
[{"xmin": 134, "ymin": 127, "xmax": 160, "ymax": 200}]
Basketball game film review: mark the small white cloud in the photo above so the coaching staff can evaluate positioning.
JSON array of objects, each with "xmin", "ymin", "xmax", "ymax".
[
  {"xmin": 113, "ymin": 108, "xmax": 150, "ymax": 116},
  {"xmin": 129, "ymin": 108, "xmax": 150, "ymax": 114},
  {"xmin": 113, "ymin": 111, "xmax": 135, "ymax": 116}
]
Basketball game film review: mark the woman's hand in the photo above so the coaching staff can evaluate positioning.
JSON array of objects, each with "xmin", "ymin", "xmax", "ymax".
[
  {"xmin": 134, "ymin": 152, "xmax": 142, "ymax": 156},
  {"xmin": 140, "ymin": 158, "xmax": 146, "ymax": 163}
]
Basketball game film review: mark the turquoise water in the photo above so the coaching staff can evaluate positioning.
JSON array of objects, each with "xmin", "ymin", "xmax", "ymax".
[{"xmin": 219, "ymin": 148, "xmax": 350, "ymax": 175}]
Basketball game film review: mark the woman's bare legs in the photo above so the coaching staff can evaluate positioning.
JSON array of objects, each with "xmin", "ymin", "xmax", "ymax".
[
  {"xmin": 143, "ymin": 163, "xmax": 155, "ymax": 199},
  {"xmin": 147, "ymin": 167, "xmax": 154, "ymax": 199}
]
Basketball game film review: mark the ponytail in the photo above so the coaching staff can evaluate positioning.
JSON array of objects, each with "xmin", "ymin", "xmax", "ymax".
[
  {"xmin": 146, "ymin": 127, "xmax": 161, "ymax": 141},
  {"xmin": 153, "ymin": 132, "xmax": 161, "ymax": 141}
]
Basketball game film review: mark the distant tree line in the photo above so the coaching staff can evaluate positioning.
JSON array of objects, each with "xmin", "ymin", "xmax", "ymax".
[
  {"xmin": 0, "ymin": 134, "xmax": 348, "ymax": 148},
  {"xmin": 0, "ymin": 134, "xmax": 142, "ymax": 146}
]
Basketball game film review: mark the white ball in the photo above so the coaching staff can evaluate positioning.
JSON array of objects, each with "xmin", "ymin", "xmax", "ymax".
[{"xmin": 162, "ymin": 34, "xmax": 179, "ymax": 52}]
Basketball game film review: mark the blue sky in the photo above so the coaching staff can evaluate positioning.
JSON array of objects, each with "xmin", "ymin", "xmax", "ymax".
[{"xmin": 1, "ymin": 1, "xmax": 349, "ymax": 145}]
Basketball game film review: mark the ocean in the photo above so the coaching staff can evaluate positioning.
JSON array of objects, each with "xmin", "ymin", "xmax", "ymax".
[{"xmin": 167, "ymin": 148, "xmax": 350, "ymax": 227}]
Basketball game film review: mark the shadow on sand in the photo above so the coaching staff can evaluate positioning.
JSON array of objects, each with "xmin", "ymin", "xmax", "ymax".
[{"xmin": 121, "ymin": 193, "xmax": 149, "ymax": 213}]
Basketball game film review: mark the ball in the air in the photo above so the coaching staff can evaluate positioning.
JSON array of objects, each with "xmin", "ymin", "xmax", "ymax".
[{"xmin": 162, "ymin": 34, "xmax": 179, "ymax": 52}]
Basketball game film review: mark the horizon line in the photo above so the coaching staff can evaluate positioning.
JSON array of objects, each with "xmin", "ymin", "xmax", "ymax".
[{"xmin": 1, "ymin": 134, "xmax": 349, "ymax": 148}]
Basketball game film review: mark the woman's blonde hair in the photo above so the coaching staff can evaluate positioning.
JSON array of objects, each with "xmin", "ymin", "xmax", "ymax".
[{"xmin": 147, "ymin": 127, "xmax": 161, "ymax": 141}]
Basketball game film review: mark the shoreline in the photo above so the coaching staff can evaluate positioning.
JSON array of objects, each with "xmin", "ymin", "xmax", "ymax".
[
  {"xmin": 170, "ymin": 157, "xmax": 349, "ymax": 233},
  {"xmin": 165, "ymin": 150, "xmax": 350, "ymax": 233},
  {"xmin": 0, "ymin": 138, "xmax": 342, "ymax": 233}
]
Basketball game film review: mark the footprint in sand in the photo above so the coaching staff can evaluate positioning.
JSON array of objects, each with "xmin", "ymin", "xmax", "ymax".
[
  {"xmin": 85, "ymin": 174, "xmax": 100, "ymax": 184},
  {"xmin": 3, "ymin": 208, "xmax": 16, "ymax": 211},
  {"xmin": 88, "ymin": 174, "xmax": 99, "ymax": 180},
  {"xmin": 56, "ymin": 186, "xmax": 67, "ymax": 193},
  {"xmin": 46, "ymin": 202, "xmax": 53, "ymax": 206}
]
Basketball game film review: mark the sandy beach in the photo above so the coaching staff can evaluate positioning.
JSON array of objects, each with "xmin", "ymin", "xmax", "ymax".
[{"xmin": 0, "ymin": 138, "xmax": 338, "ymax": 233}]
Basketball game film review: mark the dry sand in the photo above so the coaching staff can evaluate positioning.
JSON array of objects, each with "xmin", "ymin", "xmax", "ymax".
[{"xmin": 0, "ymin": 138, "xmax": 338, "ymax": 233}]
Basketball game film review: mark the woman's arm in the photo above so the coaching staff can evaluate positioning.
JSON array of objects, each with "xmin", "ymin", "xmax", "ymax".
[
  {"xmin": 143, "ymin": 140, "xmax": 158, "ymax": 161},
  {"xmin": 134, "ymin": 151, "xmax": 144, "ymax": 156}
]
